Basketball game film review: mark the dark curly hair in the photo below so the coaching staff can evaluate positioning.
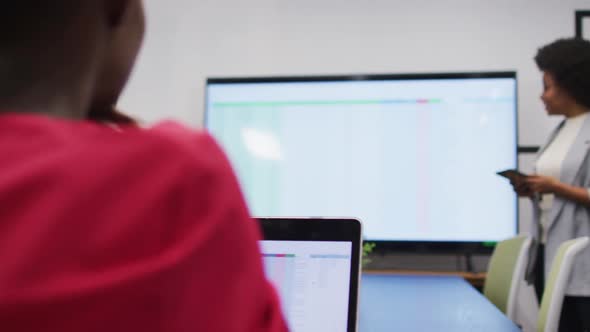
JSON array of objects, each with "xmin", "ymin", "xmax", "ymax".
[{"xmin": 535, "ymin": 38, "xmax": 590, "ymax": 109}]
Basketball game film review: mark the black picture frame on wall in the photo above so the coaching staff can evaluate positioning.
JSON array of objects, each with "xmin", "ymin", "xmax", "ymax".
[{"xmin": 576, "ymin": 10, "xmax": 590, "ymax": 38}]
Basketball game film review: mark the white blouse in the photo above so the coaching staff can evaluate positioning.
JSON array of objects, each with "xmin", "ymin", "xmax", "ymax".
[{"xmin": 535, "ymin": 112, "xmax": 588, "ymax": 243}]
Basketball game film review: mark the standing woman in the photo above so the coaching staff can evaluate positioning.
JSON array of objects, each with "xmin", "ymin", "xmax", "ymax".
[{"xmin": 514, "ymin": 38, "xmax": 590, "ymax": 331}]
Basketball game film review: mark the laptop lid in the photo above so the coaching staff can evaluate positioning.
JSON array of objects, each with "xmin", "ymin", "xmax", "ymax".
[{"xmin": 257, "ymin": 217, "xmax": 362, "ymax": 332}]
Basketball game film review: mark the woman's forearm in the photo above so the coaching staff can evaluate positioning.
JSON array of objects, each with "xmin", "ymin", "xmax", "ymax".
[{"xmin": 553, "ymin": 182, "xmax": 590, "ymax": 206}]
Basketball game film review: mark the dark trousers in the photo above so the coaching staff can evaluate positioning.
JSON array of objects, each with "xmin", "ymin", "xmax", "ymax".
[
  {"xmin": 559, "ymin": 296, "xmax": 590, "ymax": 332},
  {"xmin": 534, "ymin": 244, "xmax": 545, "ymax": 303},
  {"xmin": 534, "ymin": 244, "xmax": 590, "ymax": 331}
]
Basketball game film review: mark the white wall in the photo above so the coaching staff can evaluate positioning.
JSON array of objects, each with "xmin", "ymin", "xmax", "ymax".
[{"xmin": 120, "ymin": 0, "xmax": 589, "ymax": 233}]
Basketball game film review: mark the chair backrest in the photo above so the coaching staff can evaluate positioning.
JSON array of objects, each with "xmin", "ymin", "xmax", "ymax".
[
  {"xmin": 484, "ymin": 235, "xmax": 532, "ymax": 319},
  {"xmin": 537, "ymin": 237, "xmax": 590, "ymax": 332}
]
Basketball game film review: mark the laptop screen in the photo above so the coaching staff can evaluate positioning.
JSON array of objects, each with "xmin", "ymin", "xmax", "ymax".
[{"xmin": 260, "ymin": 240, "xmax": 352, "ymax": 331}]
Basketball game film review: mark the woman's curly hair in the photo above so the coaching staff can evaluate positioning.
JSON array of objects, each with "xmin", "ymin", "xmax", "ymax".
[{"xmin": 535, "ymin": 38, "xmax": 590, "ymax": 109}]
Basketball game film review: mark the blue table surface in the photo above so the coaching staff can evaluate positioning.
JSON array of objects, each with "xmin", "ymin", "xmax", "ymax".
[{"xmin": 359, "ymin": 274, "xmax": 521, "ymax": 332}]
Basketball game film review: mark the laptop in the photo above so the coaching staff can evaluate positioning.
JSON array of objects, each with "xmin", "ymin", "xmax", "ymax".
[{"xmin": 257, "ymin": 217, "xmax": 362, "ymax": 332}]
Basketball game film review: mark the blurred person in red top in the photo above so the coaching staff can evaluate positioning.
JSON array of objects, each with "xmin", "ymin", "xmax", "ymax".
[{"xmin": 0, "ymin": 1, "xmax": 287, "ymax": 332}]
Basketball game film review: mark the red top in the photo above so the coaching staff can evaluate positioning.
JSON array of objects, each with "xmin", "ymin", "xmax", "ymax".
[{"xmin": 0, "ymin": 114, "xmax": 287, "ymax": 332}]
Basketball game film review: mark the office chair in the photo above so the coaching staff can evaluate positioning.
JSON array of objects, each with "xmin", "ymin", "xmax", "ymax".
[
  {"xmin": 484, "ymin": 235, "xmax": 533, "ymax": 320},
  {"xmin": 537, "ymin": 237, "xmax": 590, "ymax": 332}
]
